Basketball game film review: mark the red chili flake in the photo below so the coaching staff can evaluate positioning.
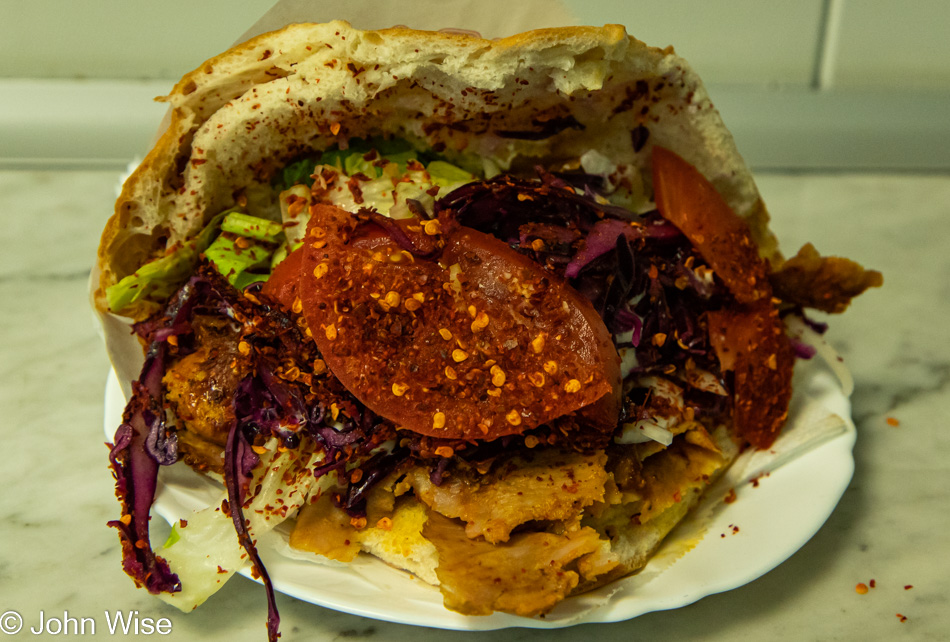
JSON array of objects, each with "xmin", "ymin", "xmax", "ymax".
[
  {"xmin": 299, "ymin": 204, "xmax": 620, "ymax": 441},
  {"xmin": 904, "ymin": 585, "xmax": 914, "ymax": 590},
  {"xmin": 855, "ymin": 583, "xmax": 869, "ymax": 594},
  {"xmin": 723, "ymin": 488, "xmax": 737, "ymax": 504},
  {"xmin": 652, "ymin": 146, "xmax": 770, "ymax": 304},
  {"xmin": 706, "ymin": 302, "xmax": 793, "ymax": 448},
  {"xmin": 731, "ymin": 525, "xmax": 740, "ymax": 534},
  {"xmin": 896, "ymin": 614, "xmax": 908, "ymax": 623},
  {"xmin": 179, "ymin": 519, "xmax": 188, "ymax": 528},
  {"xmin": 886, "ymin": 417, "xmax": 900, "ymax": 427},
  {"xmin": 217, "ymin": 565, "xmax": 228, "ymax": 574},
  {"xmin": 869, "ymin": 579, "xmax": 876, "ymax": 588}
]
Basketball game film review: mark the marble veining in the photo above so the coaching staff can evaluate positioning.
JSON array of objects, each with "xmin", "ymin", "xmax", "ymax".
[{"xmin": 0, "ymin": 170, "xmax": 947, "ymax": 641}]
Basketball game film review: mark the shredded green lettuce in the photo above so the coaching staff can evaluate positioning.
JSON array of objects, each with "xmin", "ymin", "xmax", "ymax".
[
  {"xmin": 203, "ymin": 227, "xmax": 279, "ymax": 290},
  {"xmin": 163, "ymin": 526, "xmax": 181, "ymax": 548},
  {"xmin": 274, "ymin": 137, "xmax": 439, "ymax": 191},
  {"xmin": 204, "ymin": 211, "xmax": 287, "ymax": 289},
  {"xmin": 106, "ymin": 210, "xmax": 288, "ymax": 314},
  {"xmin": 220, "ymin": 211, "xmax": 284, "ymax": 243},
  {"xmin": 106, "ymin": 212, "xmax": 226, "ymax": 314},
  {"xmin": 269, "ymin": 242, "xmax": 291, "ymax": 270},
  {"xmin": 276, "ymin": 141, "xmax": 478, "ymax": 238},
  {"xmin": 426, "ymin": 160, "xmax": 476, "ymax": 187},
  {"xmin": 109, "ymin": 138, "xmax": 482, "ymax": 316},
  {"xmin": 276, "ymin": 157, "xmax": 320, "ymax": 190}
]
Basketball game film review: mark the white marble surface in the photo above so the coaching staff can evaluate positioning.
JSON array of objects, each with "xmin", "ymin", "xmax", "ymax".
[{"xmin": 0, "ymin": 169, "xmax": 947, "ymax": 640}]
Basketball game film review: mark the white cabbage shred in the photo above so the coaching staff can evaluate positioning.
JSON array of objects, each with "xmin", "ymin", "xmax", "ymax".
[{"xmin": 157, "ymin": 440, "xmax": 327, "ymax": 611}]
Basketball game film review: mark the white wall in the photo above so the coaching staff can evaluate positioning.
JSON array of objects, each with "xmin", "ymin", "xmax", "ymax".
[
  {"xmin": 0, "ymin": 0, "xmax": 275, "ymax": 81},
  {"xmin": 570, "ymin": 0, "xmax": 827, "ymax": 87},
  {"xmin": 5, "ymin": 0, "xmax": 949, "ymax": 90},
  {"xmin": 2, "ymin": 0, "xmax": 948, "ymax": 169}
]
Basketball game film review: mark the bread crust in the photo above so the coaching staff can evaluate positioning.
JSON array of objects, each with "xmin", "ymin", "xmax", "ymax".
[{"xmin": 95, "ymin": 21, "xmax": 776, "ymax": 318}]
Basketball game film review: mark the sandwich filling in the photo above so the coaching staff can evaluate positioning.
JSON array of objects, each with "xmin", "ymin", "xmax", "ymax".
[{"xmin": 107, "ymin": 141, "xmax": 879, "ymax": 638}]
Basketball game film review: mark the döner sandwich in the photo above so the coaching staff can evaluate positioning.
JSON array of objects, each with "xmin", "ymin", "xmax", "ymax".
[{"xmin": 94, "ymin": 22, "xmax": 881, "ymax": 640}]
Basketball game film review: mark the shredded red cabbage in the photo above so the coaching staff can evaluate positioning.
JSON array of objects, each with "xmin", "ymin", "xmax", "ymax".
[
  {"xmin": 225, "ymin": 383, "xmax": 279, "ymax": 641},
  {"xmin": 435, "ymin": 169, "xmax": 633, "ymax": 245},
  {"xmin": 111, "ymin": 267, "xmax": 294, "ymax": 639},
  {"xmin": 565, "ymin": 219, "xmax": 634, "ymax": 279},
  {"xmin": 355, "ymin": 207, "xmax": 441, "ymax": 259},
  {"xmin": 108, "ymin": 276, "xmax": 220, "ymax": 596},
  {"xmin": 343, "ymin": 450, "xmax": 404, "ymax": 513},
  {"xmin": 802, "ymin": 312, "xmax": 829, "ymax": 335},
  {"xmin": 791, "ymin": 340, "xmax": 818, "ymax": 360},
  {"xmin": 781, "ymin": 309, "xmax": 827, "ymax": 360},
  {"xmin": 107, "ymin": 343, "xmax": 182, "ymax": 595},
  {"xmin": 434, "ymin": 169, "xmax": 733, "ymax": 425}
]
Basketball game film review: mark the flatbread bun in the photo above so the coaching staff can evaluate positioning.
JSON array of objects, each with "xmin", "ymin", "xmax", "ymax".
[{"xmin": 96, "ymin": 21, "xmax": 777, "ymax": 319}]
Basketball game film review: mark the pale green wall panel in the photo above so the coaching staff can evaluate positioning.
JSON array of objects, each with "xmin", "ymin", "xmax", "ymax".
[
  {"xmin": 832, "ymin": 0, "xmax": 950, "ymax": 90},
  {"xmin": 0, "ymin": 0, "xmax": 275, "ymax": 80},
  {"xmin": 1, "ymin": 0, "xmax": 825, "ymax": 86},
  {"xmin": 567, "ymin": 0, "xmax": 826, "ymax": 86}
]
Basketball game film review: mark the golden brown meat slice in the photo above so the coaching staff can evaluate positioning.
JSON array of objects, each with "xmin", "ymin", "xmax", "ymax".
[
  {"xmin": 423, "ymin": 511, "xmax": 607, "ymax": 616},
  {"xmin": 290, "ymin": 471, "xmax": 405, "ymax": 562},
  {"xmin": 637, "ymin": 438, "xmax": 727, "ymax": 523},
  {"xmin": 290, "ymin": 493, "xmax": 362, "ymax": 563},
  {"xmin": 163, "ymin": 316, "xmax": 249, "ymax": 446},
  {"xmin": 404, "ymin": 449, "xmax": 609, "ymax": 543},
  {"xmin": 770, "ymin": 243, "xmax": 883, "ymax": 313}
]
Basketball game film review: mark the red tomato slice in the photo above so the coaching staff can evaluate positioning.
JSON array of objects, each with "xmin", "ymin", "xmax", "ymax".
[
  {"xmin": 652, "ymin": 146, "xmax": 769, "ymax": 304},
  {"xmin": 298, "ymin": 204, "xmax": 620, "ymax": 440},
  {"xmin": 261, "ymin": 245, "xmax": 303, "ymax": 310},
  {"xmin": 706, "ymin": 301, "xmax": 794, "ymax": 449}
]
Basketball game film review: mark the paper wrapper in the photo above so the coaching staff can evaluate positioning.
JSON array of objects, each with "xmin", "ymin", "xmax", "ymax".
[
  {"xmin": 237, "ymin": 0, "xmax": 577, "ymax": 42},
  {"xmin": 92, "ymin": 0, "xmax": 857, "ymax": 629}
]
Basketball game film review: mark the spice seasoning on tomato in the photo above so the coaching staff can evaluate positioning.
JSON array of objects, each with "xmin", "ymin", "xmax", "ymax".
[
  {"xmin": 652, "ymin": 146, "xmax": 769, "ymax": 304},
  {"xmin": 297, "ymin": 204, "xmax": 621, "ymax": 441},
  {"xmin": 707, "ymin": 300, "xmax": 794, "ymax": 449}
]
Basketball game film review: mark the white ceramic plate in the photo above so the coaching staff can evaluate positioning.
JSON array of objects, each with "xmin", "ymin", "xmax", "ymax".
[{"xmin": 103, "ymin": 353, "xmax": 855, "ymax": 630}]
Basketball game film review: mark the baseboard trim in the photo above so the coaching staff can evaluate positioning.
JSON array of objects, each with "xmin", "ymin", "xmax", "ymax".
[{"xmin": 2, "ymin": 79, "xmax": 947, "ymax": 171}]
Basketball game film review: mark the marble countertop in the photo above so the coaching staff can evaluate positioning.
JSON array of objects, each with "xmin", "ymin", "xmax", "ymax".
[{"xmin": 1, "ymin": 168, "xmax": 947, "ymax": 640}]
